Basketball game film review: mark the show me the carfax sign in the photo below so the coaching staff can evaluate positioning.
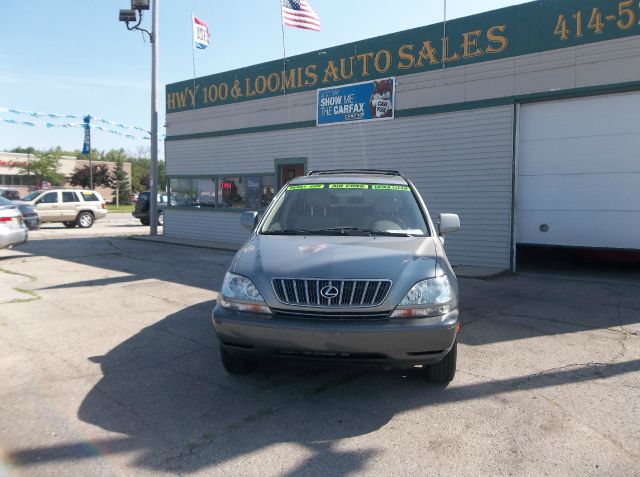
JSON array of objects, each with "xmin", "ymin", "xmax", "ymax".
[{"xmin": 317, "ymin": 78, "xmax": 395, "ymax": 126}]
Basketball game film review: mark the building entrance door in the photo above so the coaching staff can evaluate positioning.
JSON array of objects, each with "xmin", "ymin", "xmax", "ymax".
[{"xmin": 278, "ymin": 163, "xmax": 305, "ymax": 188}]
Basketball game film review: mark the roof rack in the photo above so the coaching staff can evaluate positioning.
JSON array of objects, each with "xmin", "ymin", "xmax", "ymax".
[{"xmin": 307, "ymin": 169, "xmax": 401, "ymax": 176}]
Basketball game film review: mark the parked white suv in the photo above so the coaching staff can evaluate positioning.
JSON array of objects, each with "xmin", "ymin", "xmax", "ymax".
[{"xmin": 20, "ymin": 189, "xmax": 108, "ymax": 228}]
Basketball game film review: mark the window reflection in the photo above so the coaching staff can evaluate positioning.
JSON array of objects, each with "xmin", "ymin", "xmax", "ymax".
[
  {"xmin": 195, "ymin": 178, "xmax": 216, "ymax": 207},
  {"xmin": 168, "ymin": 175, "xmax": 275, "ymax": 210},
  {"xmin": 218, "ymin": 177, "xmax": 245, "ymax": 208}
]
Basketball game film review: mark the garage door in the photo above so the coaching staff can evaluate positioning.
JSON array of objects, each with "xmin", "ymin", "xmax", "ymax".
[{"xmin": 517, "ymin": 92, "xmax": 640, "ymax": 249}]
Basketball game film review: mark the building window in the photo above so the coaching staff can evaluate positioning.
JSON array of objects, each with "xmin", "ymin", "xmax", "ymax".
[
  {"xmin": 218, "ymin": 177, "xmax": 245, "ymax": 209},
  {"xmin": 195, "ymin": 178, "xmax": 217, "ymax": 207},
  {"xmin": 169, "ymin": 178, "xmax": 196, "ymax": 205},
  {"xmin": 168, "ymin": 175, "xmax": 275, "ymax": 210},
  {"xmin": 261, "ymin": 175, "xmax": 275, "ymax": 207}
]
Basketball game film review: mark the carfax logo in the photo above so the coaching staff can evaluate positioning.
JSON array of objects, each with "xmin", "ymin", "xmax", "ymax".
[
  {"xmin": 370, "ymin": 78, "xmax": 393, "ymax": 119},
  {"xmin": 317, "ymin": 77, "xmax": 395, "ymax": 126}
]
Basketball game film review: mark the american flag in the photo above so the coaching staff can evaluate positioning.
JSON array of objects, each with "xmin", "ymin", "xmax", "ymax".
[{"xmin": 281, "ymin": 0, "xmax": 321, "ymax": 32}]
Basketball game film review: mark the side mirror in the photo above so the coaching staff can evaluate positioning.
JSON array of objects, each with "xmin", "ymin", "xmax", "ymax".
[
  {"xmin": 438, "ymin": 213, "xmax": 460, "ymax": 235},
  {"xmin": 240, "ymin": 211, "xmax": 259, "ymax": 231}
]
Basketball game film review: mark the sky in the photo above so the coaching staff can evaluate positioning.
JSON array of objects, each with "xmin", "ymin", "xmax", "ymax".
[{"xmin": 0, "ymin": 0, "xmax": 529, "ymax": 157}]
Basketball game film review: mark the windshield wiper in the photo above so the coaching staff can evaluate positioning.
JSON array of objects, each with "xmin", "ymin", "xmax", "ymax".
[
  {"xmin": 261, "ymin": 229, "xmax": 316, "ymax": 235},
  {"xmin": 263, "ymin": 227, "xmax": 417, "ymax": 237},
  {"xmin": 313, "ymin": 227, "xmax": 413, "ymax": 237}
]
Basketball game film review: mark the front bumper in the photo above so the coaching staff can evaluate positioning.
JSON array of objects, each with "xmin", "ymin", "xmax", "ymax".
[{"xmin": 212, "ymin": 304, "xmax": 458, "ymax": 365}]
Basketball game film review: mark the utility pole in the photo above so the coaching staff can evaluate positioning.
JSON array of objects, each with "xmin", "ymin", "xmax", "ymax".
[
  {"xmin": 149, "ymin": 0, "xmax": 159, "ymax": 236},
  {"xmin": 119, "ymin": 0, "xmax": 159, "ymax": 235},
  {"xmin": 27, "ymin": 152, "xmax": 31, "ymax": 190}
]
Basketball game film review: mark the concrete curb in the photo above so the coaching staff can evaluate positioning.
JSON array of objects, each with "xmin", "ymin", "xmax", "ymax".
[{"xmin": 129, "ymin": 234, "xmax": 237, "ymax": 253}]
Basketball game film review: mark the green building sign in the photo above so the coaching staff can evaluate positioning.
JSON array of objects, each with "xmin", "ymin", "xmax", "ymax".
[{"xmin": 167, "ymin": 0, "xmax": 640, "ymax": 113}]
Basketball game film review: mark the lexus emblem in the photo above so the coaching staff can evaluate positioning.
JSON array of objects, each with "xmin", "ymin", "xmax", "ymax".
[{"xmin": 320, "ymin": 285, "xmax": 339, "ymax": 299}]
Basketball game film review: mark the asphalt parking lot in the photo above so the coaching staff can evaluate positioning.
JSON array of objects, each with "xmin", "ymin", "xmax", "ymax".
[
  {"xmin": 0, "ymin": 232, "xmax": 639, "ymax": 476},
  {"xmin": 27, "ymin": 212, "xmax": 154, "ymax": 240}
]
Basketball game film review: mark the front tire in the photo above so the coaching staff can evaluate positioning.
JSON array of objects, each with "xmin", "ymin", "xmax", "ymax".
[
  {"xmin": 140, "ymin": 218, "xmax": 149, "ymax": 226},
  {"xmin": 76, "ymin": 212, "xmax": 94, "ymax": 228},
  {"xmin": 427, "ymin": 340, "xmax": 457, "ymax": 384},
  {"xmin": 157, "ymin": 212, "xmax": 164, "ymax": 226},
  {"xmin": 220, "ymin": 348, "xmax": 257, "ymax": 375}
]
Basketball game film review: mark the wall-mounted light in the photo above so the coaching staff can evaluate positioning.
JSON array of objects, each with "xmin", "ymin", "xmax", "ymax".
[{"xmin": 131, "ymin": 0, "xmax": 150, "ymax": 11}]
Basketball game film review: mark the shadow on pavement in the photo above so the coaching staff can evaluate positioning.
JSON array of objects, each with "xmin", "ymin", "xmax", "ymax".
[
  {"xmin": 7, "ymin": 299, "xmax": 640, "ymax": 474},
  {"xmin": 11, "ymin": 236, "xmax": 640, "ymax": 347}
]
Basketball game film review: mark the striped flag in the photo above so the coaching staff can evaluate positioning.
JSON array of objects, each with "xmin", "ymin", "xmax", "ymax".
[
  {"xmin": 281, "ymin": 0, "xmax": 320, "ymax": 32},
  {"xmin": 193, "ymin": 15, "xmax": 211, "ymax": 49}
]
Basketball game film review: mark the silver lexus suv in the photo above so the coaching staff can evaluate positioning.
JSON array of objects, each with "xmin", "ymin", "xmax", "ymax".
[{"xmin": 212, "ymin": 170, "xmax": 461, "ymax": 384}]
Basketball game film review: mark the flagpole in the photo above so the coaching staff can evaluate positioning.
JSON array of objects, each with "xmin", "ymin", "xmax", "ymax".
[
  {"xmin": 279, "ymin": 1, "xmax": 287, "ymax": 95},
  {"xmin": 191, "ymin": 12, "xmax": 197, "ymax": 109},
  {"xmin": 442, "ymin": 0, "xmax": 447, "ymax": 69}
]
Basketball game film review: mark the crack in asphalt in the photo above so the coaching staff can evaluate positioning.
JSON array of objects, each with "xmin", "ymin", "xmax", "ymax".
[
  {"xmin": 513, "ymin": 361, "xmax": 617, "ymax": 386},
  {"xmin": 0, "ymin": 335, "xmax": 87, "ymax": 377},
  {"xmin": 152, "ymin": 325, "xmax": 217, "ymax": 350},
  {"xmin": 135, "ymin": 291, "xmax": 198, "ymax": 309},
  {"xmin": 161, "ymin": 368, "xmax": 370, "ymax": 466},
  {"xmin": 458, "ymin": 370, "xmax": 500, "ymax": 382},
  {"xmin": 537, "ymin": 390, "xmax": 639, "ymax": 459},
  {"xmin": 0, "ymin": 267, "xmax": 41, "ymax": 304},
  {"xmin": 464, "ymin": 305, "xmax": 640, "ymax": 340}
]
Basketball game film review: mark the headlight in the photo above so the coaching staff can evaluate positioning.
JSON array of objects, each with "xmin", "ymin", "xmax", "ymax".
[
  {"xmin": 218, "ymin": 272, "xmax": 270, "ymax": 314},
  {"xmin": 391, "ymin": 275, "xmax": 457, "ymax": 318}
]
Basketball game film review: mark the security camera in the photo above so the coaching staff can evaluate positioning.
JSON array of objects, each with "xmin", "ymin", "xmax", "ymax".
[
  {"xmin": 119, "ymin": 9, "xmax": 137, "ymax": 22},
  {"xmin": 131, "ymin": 0, "xmax": 150, "ymax": 10}
]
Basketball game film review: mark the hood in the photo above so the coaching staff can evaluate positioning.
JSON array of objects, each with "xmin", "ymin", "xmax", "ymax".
[{"xmin": 232, "ymin": 235, "xmax": 438, "ymax": 284}]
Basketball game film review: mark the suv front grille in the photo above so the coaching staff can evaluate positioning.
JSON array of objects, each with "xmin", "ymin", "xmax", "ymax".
[
  {"xmin": 272, "ymin": 279, "xmax": 391, "ymax": 307},
  {"xmin": 272, "ymin": 308, "xmax": 390, "ymax": 320}
]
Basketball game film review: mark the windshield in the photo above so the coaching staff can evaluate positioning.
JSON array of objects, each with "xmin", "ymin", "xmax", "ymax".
[
  {"xmin": 0, "ymin": 196, "xmax": 11, "ymax": 206},
  {"xmin": 21, "ymin": 191, "xmax": 42, "ymax": 201},
  {"xmin": 260, "ymin": 183, "xmax": 429, "ymax": 236}
]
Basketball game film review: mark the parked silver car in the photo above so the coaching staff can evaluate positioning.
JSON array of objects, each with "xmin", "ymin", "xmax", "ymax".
[
  {"xmin": 212, "ymin": 170, "xmax": 461, "ymax": 384},
  {"xmin": 0, "ymin": 196, "xmax": 39, "ymax": 230},
  {"xmin": 0, "ymin": 206, "xmax": 28, "ymax": 249}
]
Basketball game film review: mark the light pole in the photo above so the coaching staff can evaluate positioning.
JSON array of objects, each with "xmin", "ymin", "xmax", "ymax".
[
  {"xmin": 27, "ymin": 152, "xmax": 31, "ymax": 191},
  {"xmin": 119, "ymin": 0, "xmax": 159, "ymax": 236}
]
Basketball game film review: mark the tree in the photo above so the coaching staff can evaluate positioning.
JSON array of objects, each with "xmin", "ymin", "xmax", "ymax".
[
  {"xmin": 18, "ymin": 151, "xmax": 63, "ymax": 186},
  {"xmin": 102, "ymin": 148, "xmax": 128, "ymax": 164},
  {"xmin": 129, "ymin": 156, "xmax": 165, "ymax": 193},
  {"xmin": 70, "ymin": 164, "xmax": 112, "ymax": 189},
  {"xmin": 131, "ymin": 157, "xmax": 151, "ymax": 192},
  {"xmin": 111, "ymin": 159, "xmax": 131, "ymax": 205},
  {"xmin": 10, "ymin": 146, "xmax": 37, "ymax": 155}
]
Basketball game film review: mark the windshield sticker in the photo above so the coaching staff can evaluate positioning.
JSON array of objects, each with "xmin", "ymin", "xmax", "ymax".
[
  {"xmin": 287, "ymin": 184, "xmax": 325, "ymax": 190},
  {"xmin": 328, "ymin": 184, "xmax": 369, "ymax": 189},
  {"xmin": 289, "ymin": 184, "xmax": 410, "ymax": 191},
  {"xmin": 371, "ymin": 185, "xmax": 411, "ymax": 191}
]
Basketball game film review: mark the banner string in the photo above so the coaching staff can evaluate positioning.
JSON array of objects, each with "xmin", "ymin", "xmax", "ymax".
[
  {"xmin": 0, "ymin": 106, "xmax": 165, "ymax": 139},
  {"xmin": 0, "ymin": 117, "xmax": 162, "ymax": 141}
]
